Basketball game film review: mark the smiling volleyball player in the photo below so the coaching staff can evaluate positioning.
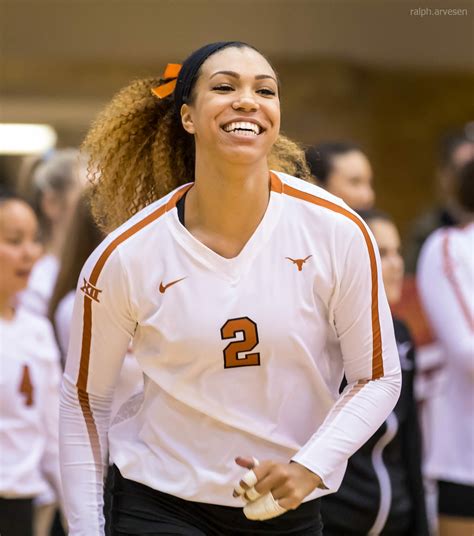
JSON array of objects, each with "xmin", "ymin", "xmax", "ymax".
[{"xmin": 59, "ymin": 41, "xmax": 401, "ymax": 535}]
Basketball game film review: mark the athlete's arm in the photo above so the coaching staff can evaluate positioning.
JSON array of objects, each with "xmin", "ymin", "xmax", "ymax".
[
  {"xmin": 40, "ymin": 336, "xmax": 64, "ymax": 511},
  {"xmin": 59, "ymin": 245, "xmax": 136, "ymax": 535},
  {"xmin": 417, "ymin": 231, "xmax": 474, "ymax": 378},
  {"xmin": 291, "ymin": 219, "xmax": 402, "ymax": 489}
]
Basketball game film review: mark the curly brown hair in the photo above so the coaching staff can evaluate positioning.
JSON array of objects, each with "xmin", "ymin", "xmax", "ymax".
[{"xmin": 83, "ymin": 61, "xmax": 312, "ymax": 232}]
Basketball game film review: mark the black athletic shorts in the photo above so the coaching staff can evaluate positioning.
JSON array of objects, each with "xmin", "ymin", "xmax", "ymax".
[
  {"xmin": 110, "ymin": 465, "xmax": 323, "ymax": 535},
  {"xmin": 438, "ymin": 480, "xmax": 474, "ymax": 518},
  {"xmin": 0, "ymin": 497, "xmax": 33, "ymax": 536}
]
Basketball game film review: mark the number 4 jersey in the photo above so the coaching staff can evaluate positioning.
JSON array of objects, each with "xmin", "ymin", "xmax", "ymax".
[
  {"xmin": 0, "ymin": 307, "xmax": 62, "ymax": 499},
  {"xmin": 60, "ymin": 172, "xmax": 401, "ymax": 534}
]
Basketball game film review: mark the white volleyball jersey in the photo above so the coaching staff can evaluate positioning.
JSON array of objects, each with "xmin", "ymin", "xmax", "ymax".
[
  {"xmin": 55, "ymin": 291, "xmax": 76, "ymax": 359},
  {"xmin": 60, "ymin": 172, "xmax": 401, "ymax": 535},
  {"xmin": 19, "ymin": 254, "xmax": 60, "ymax": 317},
  {"xmin": 56, "ymin": 290, "xmax": 144, "ymax": 422},
  {"xmin": 0, "ymin": 308, "xmax": 62, "ymax": 499},
  {"xmin": 417, "ymin": 223, "xmax": 474, "ymax": 485}
]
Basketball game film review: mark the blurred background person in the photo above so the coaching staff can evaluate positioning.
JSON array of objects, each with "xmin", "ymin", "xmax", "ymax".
[
  {"xmin": 395, "ymin": 126, "xmax": 474, "ymax": 345},
  {"xmin": 0, "ymin": 191, "xmax": 63, "ymax": 536},
  {"xmin": 15, "ymin": 148, "xmax": 85, "ymax": 535},
  {"xmin": 404, "ymin": 125, "xmax": 474, "ymax": 274},
  {"xmin": 392, "ymin": 126, "xmax": 474, "ymax": 528},
  {"xmin": 321, "ymin": 209, "xmax": 429, "ymax": 536},
  {"xmin": 417, "ymin": 159, "xmax": 474, "ymax": 536},
  {"xmin": 48, "ymin": 193, "xmax": 104, "ymax": 363},
  {"xmin": 16, "ymin": 149, "xmax": 86, "ymax": 317},
  {"xmin": 304, "ymin": 142, "xmax": 375, "ymax": 211}
]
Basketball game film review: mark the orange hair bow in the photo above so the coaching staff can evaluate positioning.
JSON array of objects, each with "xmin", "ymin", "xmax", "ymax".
[{"xmin": 151, "ymin": 63, "xmax": 182, "ymax": 99}]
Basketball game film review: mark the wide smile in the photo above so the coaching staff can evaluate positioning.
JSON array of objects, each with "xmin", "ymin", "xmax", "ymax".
[{"xmin": 221, "ymin": 121, "xmax": 264, "ymax": 137}]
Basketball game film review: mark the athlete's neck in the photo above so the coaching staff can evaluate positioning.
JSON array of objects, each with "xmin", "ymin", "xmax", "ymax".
[{"xmin": 185, "ymin": 160, "xmax": 271, "ymax": 258}]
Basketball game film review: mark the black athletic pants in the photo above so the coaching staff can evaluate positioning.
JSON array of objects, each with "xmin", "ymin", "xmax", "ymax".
[
  {"xmin": 110, "ymin": 466, "xmax": 323, "ymax": 535},
  {"xmin": 0, "ymin": 497, "xmax": 33, "ymax": 536}
]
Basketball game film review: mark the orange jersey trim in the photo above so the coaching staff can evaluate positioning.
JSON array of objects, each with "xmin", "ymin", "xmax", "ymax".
[
  {"xmin": 271, "ymin": 172, "xmax": 383, "ymax": 380},
  {"xmin": 76, "ymin": 184, "xmax": 192, "ymax": 466}
]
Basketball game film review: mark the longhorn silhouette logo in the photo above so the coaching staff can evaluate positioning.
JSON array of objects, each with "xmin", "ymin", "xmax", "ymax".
[{"xmin": 285, "ymin": 255, "xmax": 312, "ymax": 271}]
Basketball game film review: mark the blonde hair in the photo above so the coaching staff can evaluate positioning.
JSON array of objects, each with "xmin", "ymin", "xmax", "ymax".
[
  {"xmin": 83, "ymin": 76, "xmax": 312, "ymax": 232},
  {"xmin": 17, "ymin": 149, "xmax": 81, "ymax": 243}
]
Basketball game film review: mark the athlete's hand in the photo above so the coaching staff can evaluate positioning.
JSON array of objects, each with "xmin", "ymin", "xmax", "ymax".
[{"xmin": 233, "ymin": 456, "xmax": 322, "ymax": 520}]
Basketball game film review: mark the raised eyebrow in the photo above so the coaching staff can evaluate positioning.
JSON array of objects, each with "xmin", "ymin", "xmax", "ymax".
[{"xmin": 209, "ymin": 70, "xmax": 277, "ymax": 83}]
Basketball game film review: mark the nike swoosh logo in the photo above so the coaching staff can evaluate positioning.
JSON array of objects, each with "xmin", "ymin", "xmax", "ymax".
[{"xmin": 159, "ymin": 277, "xmax": 187, "ymax": 294}]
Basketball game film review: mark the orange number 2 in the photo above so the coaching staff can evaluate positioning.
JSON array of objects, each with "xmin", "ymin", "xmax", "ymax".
[{"xmin": 220, "ymin": 317, "xmax": 260, "ymax": 369}]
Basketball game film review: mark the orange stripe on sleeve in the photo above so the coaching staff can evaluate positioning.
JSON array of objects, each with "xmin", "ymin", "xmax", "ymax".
[
  {"xmin": 271, "ymin": 173, "xmax": 383, "ymax": 379},
  {"xmin": 76, "ymin": 184, "xmax": 192, "ymax": 466},
  {"xmin": 311, "ymin": 380, "xmax": 369, "ymax": 439},
  {"xmin": 442, "ymin": 232, "xmax": 474, "ymax": 332}
]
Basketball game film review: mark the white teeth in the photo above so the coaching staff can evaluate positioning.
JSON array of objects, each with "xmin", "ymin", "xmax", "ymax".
[{"xmin": 223, "ymin": 121, "xmax": 261, "ymax": 135}]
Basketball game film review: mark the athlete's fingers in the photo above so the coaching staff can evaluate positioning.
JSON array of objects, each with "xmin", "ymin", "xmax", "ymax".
[
  {"xmin": 233, "ymin": 482, "xmax": 246, "ymax": 497},
  {"xmin": 253, "ymin": 462, "xmax": 292, "ymax": 496},
  {"xmin": 255, "ymin": 466, "xmax": 307, "ymax": 510},
  {"xmin": 268, "ymin": 481, "xmax": 292, "ymax": 501},
  {"xmin": 242, "ymin": 469, "xmax": 258, "ymax": 488},
  {"xmin": 273, "ymin": 494, "xmax": 303, "ymax": 511},
  {"xmin": 243, "ymin": 492, "xmax": 287, "ymax": 521},
  {"xmin": 243, "ymin": 486, "xmax": 261, "ymax": 501},
  {"xmin": 235, "ymin": 456, "xmax": 258, "ymax": 470},
  {"xmin": 233, "ymin": 468, "xmax": 258, "ymax": 498},
  {"xmin": 267, "ymin": 481, "xmax": 304, "ymax": 511},
  {"xmin": 233, "ymin": 457, "xmax": 260, "ymax": 497}
]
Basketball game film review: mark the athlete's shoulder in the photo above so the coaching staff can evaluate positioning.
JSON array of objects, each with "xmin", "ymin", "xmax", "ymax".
[
  {"xmin": 15, "ymin": 307, "xmax": 59, "ymax": 363},
  {"xmin": 108, "ymin": 183, "xmax": 190, "ymax": 244},
  {"xmin": 418, "ymin": 226, "xmax": 447, "ymax": 263},
  {"xmin": 274, "ymin": 171, "xmax": 365, "ymax": 229},
  {"xmin": 275, "ymin": 171, "xmax": 336, "ymax": 200},
  {"xmin": 83, "ymin": 183, "xmax": 191, "ymax": 272},
  {"xmin": 16, "ymin": 306, "xmax": 50, "ymax": 332},
  {"xmin": 422, "ymin": 224, "xmax": 474, "ymax": 275},
  {"xmin": 275, "ymin": 171, "xmax": 355, "ymax": 210},
  {"xmin": 447, "ymin": 222, "xmax": 474, "ymax": 253}
]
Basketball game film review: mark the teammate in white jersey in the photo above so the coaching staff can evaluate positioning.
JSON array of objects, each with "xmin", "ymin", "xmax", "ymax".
[
  {"xmin": 19, "ymin": 149, "xmax": 86, "ymax": 317},
  {"xmin": 418, "ymin": 159, "xmax": 474, "ymax": 536},
  {"xmin": 0, "ymin": 192, "xmax": 63, "ymax": 536},
  {"xmin": 60, "ymin": 41, "xmax": 401, "ymax": 535}
]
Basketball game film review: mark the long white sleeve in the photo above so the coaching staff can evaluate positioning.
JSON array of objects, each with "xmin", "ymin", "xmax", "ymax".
[
  {"xmin": 292, "ymin": 218, "xmax": 401, "ymax": 484},
  {"xmin": 54, "ymin": 291, "xmax": 75, "ymax": 359},
  {"xmin": 40, "ymin": 351, "xmax": 64, "ymax": 508},
  {"xmin": 59, "ymin": 246, "xmax": 135, "ymax": 535}
]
